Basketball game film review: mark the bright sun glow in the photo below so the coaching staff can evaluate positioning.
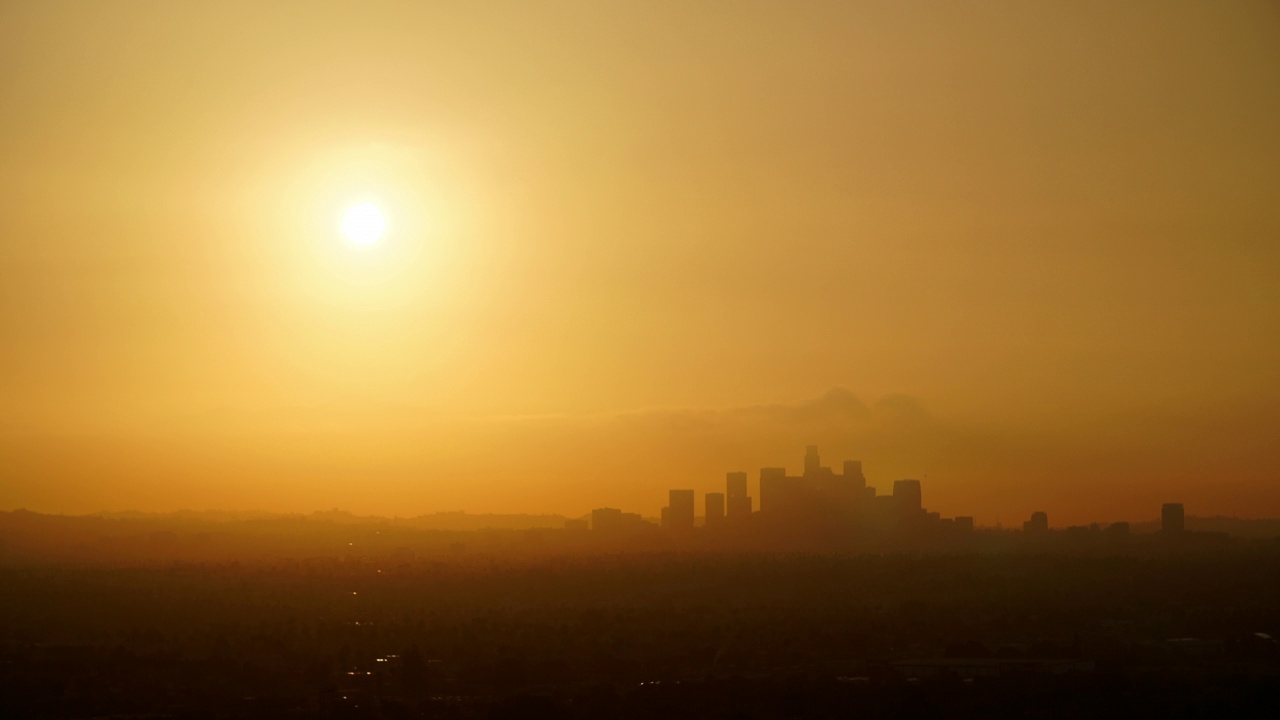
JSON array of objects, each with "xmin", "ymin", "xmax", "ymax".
[{"xmin": 341, "ymin": 202, "xmax": 387, "ymax": 246}]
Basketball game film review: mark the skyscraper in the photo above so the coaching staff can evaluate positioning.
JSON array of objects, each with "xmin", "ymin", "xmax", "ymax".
[
  {"xmin": 893, "ymin": 479, "xmax": 922, "ymax": 514},
  {"xmin": 1024, "ymin": 511, "xmax": 1049, "ymax": 534},
  {"xmin": 758, "ymin": 467, "xmax": 787, "ymax": 515},
  {"xmin": 843, "ymin": 460, "xmax": 866, "ymax": 491},
  {"xmin": 726, "ymin": 471, "xmax": 752, "ymax": 521},
  {"xmin": 668, "ymin": 489, "xmax": 695, "ymax": 530},
  {"xmin": 804, "ymin": 445, "xmax": 821, "ymax": 477},
  {"xmin": 726, "ymin": 472, "xmax": 748, "ymax": 500},
  {"xmin": 1162, "ymin": 503, "xmax": 1185, "ymax": 534},
  {"xmin": 705, "ymin": 492, "xmax": 725, "ymax": 525}
]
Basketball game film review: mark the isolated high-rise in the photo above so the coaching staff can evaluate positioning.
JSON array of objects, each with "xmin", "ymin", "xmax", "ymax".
[
  {"xmin": 726, "ymin": 471, "xmax": 752, "ymax": 521},
  {"xmin": 667, "ymin": 489, "xmax": 695, "ymax": 530},
  {"xmin": 705, "ymin": 492, "xmax": 725, "ymax": 525}
]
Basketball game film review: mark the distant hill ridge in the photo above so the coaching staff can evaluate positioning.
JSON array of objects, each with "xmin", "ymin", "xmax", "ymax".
[
  {"xmin": 5, "ymin": 510, "xmax": 1280, "ymax": 536},
  {"xmin": 12, "ymin": 508, "xmax": 572, "ymax": 531}
]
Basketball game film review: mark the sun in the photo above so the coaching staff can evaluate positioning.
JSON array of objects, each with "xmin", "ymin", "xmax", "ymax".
[{"xmin": 340, "ymin": 201, "xmax": 387, "ymax": 246}]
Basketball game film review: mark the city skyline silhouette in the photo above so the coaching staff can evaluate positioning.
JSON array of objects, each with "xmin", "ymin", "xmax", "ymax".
[
  {"xmin": 3, "ymin": 3, "xmax": 1279, "ymax": 717},
  {"xmin": 3, "ymin": 2, "xmax": 1279, "ymax": 527}
]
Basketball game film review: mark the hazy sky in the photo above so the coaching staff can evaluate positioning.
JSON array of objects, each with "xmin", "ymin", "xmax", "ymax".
[{"xmin": 2, "ymin": 1, "xmax": 1278, "ymax": 523}]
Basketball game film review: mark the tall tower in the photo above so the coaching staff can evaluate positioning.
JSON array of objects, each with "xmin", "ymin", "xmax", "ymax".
[
  {"xmin": 893, "ymin": 479, "xmax": 922, "ymax": 514},
  {"xmin": 804, "ymin": 445, "xmax": 821, "ymax": 476},
  {"xmin": 726, "ymin": 472, "xmax": 748, "ymax": 499},
  {"xmin": 1162, "ymin": 503, "xmax": 1185, "ymax": 534},
  {"xmin": 843, "ymin": 460, "xmax": 866, "ymax": 491},
  {"xmin": 668, "ymin": 489, "xmax": 695, "ymax": 530},
  {"xmin": 759, "ymin": 467, "xmax": 787, "ymax": 514},
  {"xmin": 726, "ymin": 471, "xmax": 751, "ymax": 522},
  {"xmin": 705, "ymin": 492, "xmax": 725, "ymax": 525}
]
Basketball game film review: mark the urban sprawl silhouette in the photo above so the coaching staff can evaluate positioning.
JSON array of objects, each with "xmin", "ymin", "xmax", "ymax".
[{"xmin": 2, "ymin": 447, "xmax": 1277, "ymax": 719}]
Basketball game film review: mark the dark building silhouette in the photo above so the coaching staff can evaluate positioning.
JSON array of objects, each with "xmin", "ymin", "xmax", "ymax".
[
  {"xmin": 893, "ymin": 479, "xmax": 922, "ymax": 514},
  {"xmin": 868, "ymin": 495, "xmax": 898, "ymax": 531},
  {"xmin": 1024, "ymin": 511, "xmax": 1049, "ymax": 535},
  {"xmin": 759, "ymin": 447, "xmax": 860, "ymax": 519},
  {"xmin": 705, "ymin": 492, "xmax": 725, "ymax": 525},
  {"xmin": 843, "ymin": 460, "xmax": 867, "ymax": 491},
  {"xmin": 1162, "ymin": 503, "xmax": 1185, "ymax": 534},
  {"xmin": 619, "ymin": 446, "xmax": 974, "ymax": 545},
  {"xmin": 804, "ymin": 445, "xmax": 821, "ymax": 476},
  {"xmin": 592, "ymin": 507, "xmax": 623, "ymax": 533},
  {"xmin": 592, "ymin": 508, "xmax": 650, "ymax": 535},
  {"xmin": 666, "ymin": 489, "xmax": 695, "ymax": 530},
  {"xmin": 726, "ymin": 471, "xmax": 752, "ymax": 522},
  {"xmin": 758, "ymin": 467, "xmax": 788, "ymax": 515},
  {"xmin": 748, "ymin": 447, "xmax": 974, "ymax": 538}
]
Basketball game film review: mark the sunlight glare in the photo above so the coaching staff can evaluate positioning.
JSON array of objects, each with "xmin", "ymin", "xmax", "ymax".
[{"xmin": 341, "ymin": 202, "xmax": 387, "ymax": 246}]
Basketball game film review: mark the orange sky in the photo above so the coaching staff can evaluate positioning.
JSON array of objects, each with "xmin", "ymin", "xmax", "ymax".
[{"xmin": 2, "ymin": 1, "xmax": 1278, "ymax": 525}]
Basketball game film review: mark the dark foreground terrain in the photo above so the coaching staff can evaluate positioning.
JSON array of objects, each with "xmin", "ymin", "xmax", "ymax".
[{"xmin": 3, "ymin": 546, "xmax": 1280, "ymax": 718}]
